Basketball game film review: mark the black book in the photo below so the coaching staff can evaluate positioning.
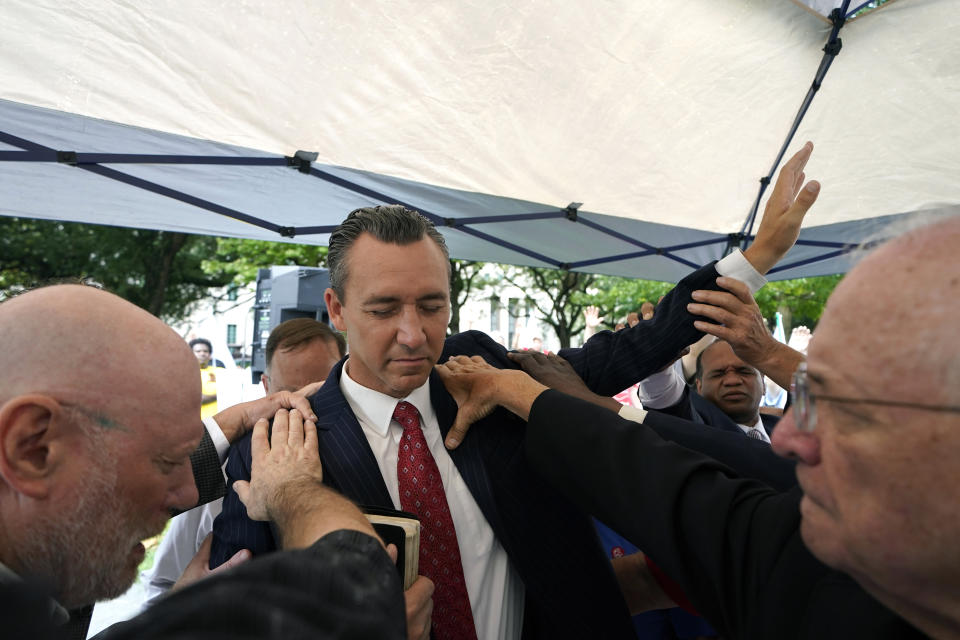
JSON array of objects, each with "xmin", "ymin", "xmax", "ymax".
[{"xmin": 362, "ymin": 506, "xmax": 420, "ymax": 589}]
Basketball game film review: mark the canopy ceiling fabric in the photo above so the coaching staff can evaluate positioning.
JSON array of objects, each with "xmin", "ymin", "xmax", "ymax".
[{"xmin": 1, "ymin": 0, "xmax": 958, "ymax": 282}]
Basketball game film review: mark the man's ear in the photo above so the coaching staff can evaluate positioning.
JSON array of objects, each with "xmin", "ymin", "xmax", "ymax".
[
  {"xmin": 325, "ymin": 287, "xmax": 347, "ymax": 332},
  {"xmin": 695, "ymin": 378, "xmax": 703, "ymax": 394},
  {"xmin": 0, "ymin": 396, "xmax": 68, "ymax": 499},
  {"xmin": 260, "ymin": 374, "xmax": 272, "ymax": 394}
]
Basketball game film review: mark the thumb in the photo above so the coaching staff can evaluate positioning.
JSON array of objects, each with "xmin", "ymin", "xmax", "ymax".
[
  {"xmin": 212, "ymin": 548, "xmax": 251, "ymax": 575},
  {"xmin": 234, "ymin": 479, "xmax": 251, "ymax": 508},
  {"xmin": 444, "ymin": 414, "xmax": 472, "ymax": 450},
  {"xmin": 445, "ymin": 403, "xmax": 494, "ymax": 450}
]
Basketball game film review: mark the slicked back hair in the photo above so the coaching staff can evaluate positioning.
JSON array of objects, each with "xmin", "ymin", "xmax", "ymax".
[
  {"xmin": 265, "ymin": 318, "xmax": 346, "ymax": 372},
  {"xmin": 327, "ymin": 205, "xmax": 450, "ymax": 301}
]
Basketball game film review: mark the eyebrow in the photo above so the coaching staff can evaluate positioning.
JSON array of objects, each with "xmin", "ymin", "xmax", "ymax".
[{"xmin": 362, "ymin": 292, "xmax": 448, "ymax": 305}]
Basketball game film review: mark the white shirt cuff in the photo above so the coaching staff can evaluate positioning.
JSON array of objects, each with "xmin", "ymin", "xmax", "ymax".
[
  {"xmin": 202, "ymin": 416, "xmax": 231, "ymax": 464},
  {"xmin": 635, "ymin": 360, "xmax": 686, "ymax": 409},
  {"xmin": 716, "ymin": 248, "xmax": 767, "ymax": 294},
  {"xmin": 618, "ymin": 404, "xmax": 648, "ymax": 425}
]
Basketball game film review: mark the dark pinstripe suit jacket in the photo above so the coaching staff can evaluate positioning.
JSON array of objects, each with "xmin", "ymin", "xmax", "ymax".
[{"xmin": 211, "ymin": 261, "xmax": 724, "ymax": 639}]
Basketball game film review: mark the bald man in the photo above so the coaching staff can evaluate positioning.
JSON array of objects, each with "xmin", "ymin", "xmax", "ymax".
[
  {"xmin": 435, "ymin": 216, "xmax": 960, "ymax": 639},
  {"xmin": 0, "ymin": 285, "xmax": 405, "ymax": 639}
]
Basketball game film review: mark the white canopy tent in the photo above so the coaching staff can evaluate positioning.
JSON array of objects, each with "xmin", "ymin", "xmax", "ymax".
[{"xmin": 1, "ymin": 0, "xmax": 957, "ymax": 281}]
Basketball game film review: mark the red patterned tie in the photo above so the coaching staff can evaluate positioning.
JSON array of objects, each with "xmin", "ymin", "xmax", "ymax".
[{"xmin": 394, "ymin": 401, "xmax": 478, "ymax": 640}]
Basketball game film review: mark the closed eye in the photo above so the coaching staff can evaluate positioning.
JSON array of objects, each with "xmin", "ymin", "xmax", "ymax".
[{"xmin": 155, "ymin": 456, "xmax": 188, "ymax": 475}]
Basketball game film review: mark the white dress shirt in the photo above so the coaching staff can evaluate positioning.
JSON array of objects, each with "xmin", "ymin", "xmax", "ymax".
[{"xmin": 340, "ymin": 365, "xmax": 524, "ymax": 640}]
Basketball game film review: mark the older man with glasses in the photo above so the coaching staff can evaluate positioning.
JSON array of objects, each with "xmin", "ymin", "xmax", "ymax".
[{"xmin": 434, "ymin": 215, "xmax": 960, "ymax": 639}]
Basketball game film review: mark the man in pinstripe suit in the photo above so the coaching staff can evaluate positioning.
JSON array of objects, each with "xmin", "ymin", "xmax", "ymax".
[{"xmin": 213, "ymin": 141, "xmax": 817, "ymax": 640}]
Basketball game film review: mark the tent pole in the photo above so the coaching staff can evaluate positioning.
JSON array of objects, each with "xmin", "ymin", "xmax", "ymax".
[{"xmin": 738, "ymin": 0, "xmax": 851, "ymax": 253}]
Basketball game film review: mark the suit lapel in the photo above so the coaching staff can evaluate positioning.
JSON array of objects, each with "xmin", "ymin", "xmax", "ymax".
[
  {"xmin": 429, "ymin": 370, "xmax": 507, "ymax": 537},
  {"xmin": 311, "ymin": 360, "xmax": 394, "ymax": 508}
]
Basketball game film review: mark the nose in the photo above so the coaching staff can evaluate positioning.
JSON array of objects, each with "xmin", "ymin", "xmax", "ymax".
[
  {"xmin": 167, "ymin": 462, "xmax": 200, "ymax": 512},
  {"xmin": 721, "ymin": 368, "xmax": 742, "ymax": 386},
  {"xmin": 396, "ymin": 305, "xmax": 427, "ymax": 350},
  {"xmin": 771, "ymin": 407, "xmax": 821, "ymax": 465}
]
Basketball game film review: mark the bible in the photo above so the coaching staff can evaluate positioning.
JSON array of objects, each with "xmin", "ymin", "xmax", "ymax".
[{"xmin": 363, "ymin": 506, "xmax": 420, "ymax": 589}]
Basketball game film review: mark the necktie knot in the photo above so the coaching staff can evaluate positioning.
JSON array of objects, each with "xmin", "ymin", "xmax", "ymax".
[
  {"xmin": 393, "ymin": 401, "xmax": 422, "ymax": 432},
  {"xmin": 746, "ymin": 427, "xmax": 765, "ymax": 440}
]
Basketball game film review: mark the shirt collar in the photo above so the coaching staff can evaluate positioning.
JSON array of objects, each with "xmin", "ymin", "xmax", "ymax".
[{"xmin": 340, "ymin": 361, "xmax": 436, "ymax": 437}]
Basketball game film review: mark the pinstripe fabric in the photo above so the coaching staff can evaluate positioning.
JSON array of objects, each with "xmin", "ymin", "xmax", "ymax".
[{"xmin": 211, "ymin": 261, "xmax": 724, "ymax": 638}]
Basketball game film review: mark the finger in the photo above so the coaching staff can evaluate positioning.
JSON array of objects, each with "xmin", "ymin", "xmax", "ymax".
[
  {"xmin": 445, "ymin": 416, "xmax": 473, "ymax": 449},
  {"xmin": 689, "ymin": 290, "xmax": 741, "ymax": 313},
  {"xmin": 193, "ymin": 533, "xmax": 213, "ymax": 567},
  {"xmin": 713, "ymin": 277, "xmax": 755, "ymax": 304},
  {"xmin": 271, "ymin": 408, "xmax": 289, "ymax": 449},
  {"xmin": 250, "ymin": 417, "xmax": 270, "ymax": 460},
  {"xmin": 287, "ymin": 408, "xmax": 304, "ymax": 448},
  {"xmin": 693, "ymin": 319, "xmax": 732, "ymax": 342},
  {"xmin": 408, "ymin": 575, "xmax": 436, "ymax": 598},
  {"xmin": 506, "ymin": 351, "xmax": 530, "ymax": 366},
  {"xmin": 214, "ymin": 548, "xmax": 252, "ymax": 573},
  {"xmin": 287, "ymin": 388, "xmax": 319, "ymax": 422},
  {"xmin": 469, "ymin": 355, "xmax": 486, "ymax": 365},
  {"xmin": 783, "ymin": 141, "xmax": 813, "ymax": 174},
  {"xmin": 303, "ymin": 418, "xmax": 320, "ymax": 460},
  {"xmin": 792, "ymin": 170, "xmax": 805, "ymax": 198},
  {"xmin": 792, "ymin": 180, "xmax": 820, "ymax": 218},
  {"xmin": 386, "ymin": 543, "xmax": 398, "ymax": 564},
  {"xmin": 234, "ymin": 479, "xmax": 251, "ymax": 508},
  {"xmin": 296, "ymin": 380, "xmax": 324, "ymax": 397},
  {"xmin": 687, "ymin": 301, "xmax": 733, "ymax": 325}
]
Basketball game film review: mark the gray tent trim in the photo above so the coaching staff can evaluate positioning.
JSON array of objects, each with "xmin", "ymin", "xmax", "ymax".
[{"xmin": 1, "ymin": 96, "xmax": 952, "ymax": 283}]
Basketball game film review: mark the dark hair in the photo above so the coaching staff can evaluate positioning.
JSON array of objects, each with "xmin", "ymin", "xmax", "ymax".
[
  {"xmin": 189, "ymin": 338, "xmax": 213, "ymax": 352},
  {"xmin": 265, "ymin": 318, "xmax": 346, "ymax": 371},
  {"xmin": 327, "ymin": 205, "xmax": 450, "ymax": 301}
]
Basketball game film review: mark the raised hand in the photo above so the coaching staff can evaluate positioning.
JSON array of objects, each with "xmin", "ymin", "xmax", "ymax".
[{"xmin": 742, "ymin": 141, "xmax": 820, "ymax": 274}]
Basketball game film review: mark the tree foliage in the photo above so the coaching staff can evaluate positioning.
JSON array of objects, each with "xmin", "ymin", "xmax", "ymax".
[
  {"xmin": 500, "ymin": 266, "xmax": 599, "ymax": 349},
  {"xmin": 202, "ymin": 237, "xmax": 327, "ymax": 285},
  {"xmin": 449, "ymin": 260, "xmax": 495, "ymax": 335},
  {"xmin": 584, "ymin": 275, "xmax": 676, "ymax": 331},
  {"xmin": 0, "ymin": 218, "xmax": 232, "ymax": 321},
  {"xmin": 755, "ymin": 274, "xmax": 843, "ymax": 334}
]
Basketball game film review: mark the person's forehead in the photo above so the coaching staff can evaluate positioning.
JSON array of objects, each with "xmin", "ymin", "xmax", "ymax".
[
  {"xmin": 272, "ymin": 339, "xmax": 340, "ymax": 383},
  {"xmin": 345, "ymin": 234, "xmax": 448, "ymax": 288},
  {"xmin": 703, "ymin": 342, "xmax": 750, "ymax": 371}
]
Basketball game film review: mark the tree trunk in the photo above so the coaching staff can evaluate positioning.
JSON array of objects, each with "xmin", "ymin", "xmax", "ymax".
[{"xmin": 145, "ymin": 232, "xmax": 188, "ymax": 317}]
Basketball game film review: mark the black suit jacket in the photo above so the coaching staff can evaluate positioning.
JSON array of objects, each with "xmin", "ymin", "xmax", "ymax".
[
  {"xmin": 8, "ymin": 531, "xmax": 405, "ymax": 640},
  {"xmin": 526, "ymin": 390, "xmax": 924, "ymax": 640},
  {"xmin": 213, "ymin": 260, "xmax": 731, "ymax": 638}
]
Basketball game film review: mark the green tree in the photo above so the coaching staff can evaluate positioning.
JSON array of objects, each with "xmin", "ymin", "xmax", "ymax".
[
  {"xmin": 755, "ymin": 274, "xmax": 843, "ymax": 335},
  {"xmin": 501, "ymin": 266, "xmax": 599, "ymax": 349},
  {"xmin": 0, "ymin": 218, "xmax": 232, "ymax": 321},
  {"xmin": 448, "ymin": 260, "xmax": 495, "ymax": 335},
  {"xmin": 202, "ymin": 237, "xmax": 327, "ymax": 285},
  {"xmin": 584, "ymin": 275, "xmax": 676, "ymax": 332}
]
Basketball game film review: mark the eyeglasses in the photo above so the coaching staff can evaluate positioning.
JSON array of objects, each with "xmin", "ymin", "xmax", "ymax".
[{"xmin": 791, "ymin": 362, "xmax": 960, "ymax": 432}]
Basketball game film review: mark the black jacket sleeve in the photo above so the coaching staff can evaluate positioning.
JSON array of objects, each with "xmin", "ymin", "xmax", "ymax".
[{"xmin": 101, "ymin": 530, "xmax": 406, "ymax": 640}]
